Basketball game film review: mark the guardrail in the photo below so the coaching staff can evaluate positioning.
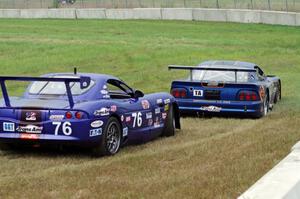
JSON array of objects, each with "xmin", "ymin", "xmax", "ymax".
[
  {"xmin": 0, "ymin": 8, "xmax": 299, "ymax": 26},
  {"xmin": 238, "ymin": 141, "xmax": 300, "ymax": 199}
]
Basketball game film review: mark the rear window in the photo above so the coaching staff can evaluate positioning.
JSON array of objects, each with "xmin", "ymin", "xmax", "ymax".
[
  {"xmin": 28, "ymin": 76, "xmax": 95, "ymax": 95},
  {"xmin": 192, "ymin": 70, "xmax": 251, "ymax": 82}
]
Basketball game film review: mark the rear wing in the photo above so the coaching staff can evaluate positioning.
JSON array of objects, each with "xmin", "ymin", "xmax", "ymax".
[
  {"xmin": 0, "ymin": 76, "xmax": 91, "ymax": 109},
  {"xmin": 168, "ymin": 65, "xmax": 257, "ymax": 82}
]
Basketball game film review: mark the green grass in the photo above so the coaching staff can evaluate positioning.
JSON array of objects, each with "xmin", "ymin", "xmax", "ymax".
[{"xmin": 0, "ymin": 19, "xmax": 299, "ymax": 198}]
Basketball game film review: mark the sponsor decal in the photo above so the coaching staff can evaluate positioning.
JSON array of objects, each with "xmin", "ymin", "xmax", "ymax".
[
  {"xmin": 164, "ymin": 98, "xmax": 171, "ymax": 104},
  {"xmin": 89, "ymin": 128, "xmax": 102, "ymax": 137},
  {"xmin": 21, "ymin": 111, "xmax": 41, "ymax": 122},
  {"xmin": 141, "ymin": 100, "xmax": 150, "ymax": 109},
  {"xmin": 16, "ymin": 125, "xmax": 43, "ymax": 134},
  {"xmin": 121, "ymin": 115, "xmax": 124, "ymax": 122},
  {"xmin": 207, "ymin": 81, "xmax": 219, "ymax": 87},
  {"xmin": 82, "ymin": 81, "xmax": 88, "ymax": 87},
  {"xmin": 148, "ymin": 119, "xmax": 153, "ymax": 126},
  {"xmin": 103, "ymin": 95, "xmax": 110, "ymax": 99},
  {"xmin": 100, "ymin": 90, "xmax": 108, "ymax": 95},
  {"xmin": 110, "ymin": 105, "xmax": 117, "ymax": 112},
  {"xmin": 123, "ymin": 127, "xmax": 128, "ymax": 137},
  {"xmin": 164, "ymin": 104, "xmax": 169, "ymax": 111},
  {"xmin": 222, "ymin": 101, "xmax": 231, "ymax": 104},
  {"xmin": 156, "ymin": 99, "xmax": 163, "ymax": 104},
  {"xmin": 49, "ymin": 115, "xmax": 64, "ymax": 121},
  {"xmin": 154, "ymin": 117, "xmax": 160, "ymax": 128},
  {"xmin": 259, "ymin": 86, "xmax": 265, "ymax": 101},
  {"xmin": 200, "ymin": 106, "xmax": 222, "ymax": 112},
  {"xmin": 130, "ymin": 98, "xmax": 138, "ymax": 103},
  {"xmin": 3, "ymin": 122, "xmax": 15, "ymax": 132},
  {"xmin": 91, "ymin": 120, "xmax": 103, "ymax": 128},
  {"xmin": 94, "ymin": 108, "xmax": 110, "ymax": 116},
  {"xmin": 20, "ymin": 134, "xmax": 39, "ymax": 140},
  {"xmin": 193, "ymin": 89, "xmax": 203, "ymax": 97},
  {"xmin": 155, "ymin": 108, "xmax": 160, "ymax": 114},
  {"xmin": 25, "ymin": 112, "xmax": 37, "ymax": 121},
  {"xmin": 162, "ymin": 112, "xmax": 167, "ymax": 120},
  {"xmin": 146, "ymin": 112, "xmax": 152, "ymax": 119},
  {"xmin": 125, "ymin": 116, "xmax": 131, "ymax": 122}
]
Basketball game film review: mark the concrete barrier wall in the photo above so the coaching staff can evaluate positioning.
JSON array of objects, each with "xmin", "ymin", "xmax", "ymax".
[
  {"xmin": 76, "ymin": 8, "xmax": 106, "ymax": 19},
  {"xmin": 226, "ymin": 9, "xmax": 261, "ymax": 24},
  {"xmin": 260, "ymin": 10, "xmax": 296, "ymax": 26},
  {"xmin": 238, "ymin": 141, "xmax": 300, "ymax": 199},
  {"xmin": 133, "ymin": 8, "xmax": 161, "ymax": 20},
  {"xmin": 162, "ymin": 8, "xmax": 193, "ymax": 20},
  {"xmin": 0, "ymin": 9, "xmax": 20, "ymax": 18},
  {"xmin": 0, "ymin": 8, "xmax": 299, "ymax": 26},
  {"xmin": 296, "ymin": 13, "xmax": 300, "ymax": 26},
  {"xmin": 193, "ymin": 8, "xmax": 228, "ymax": 22}
]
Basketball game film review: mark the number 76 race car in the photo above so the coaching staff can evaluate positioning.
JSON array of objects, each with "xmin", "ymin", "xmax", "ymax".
[{"xmin": 0, "ymin": 72, "xmax": 180, "ymax": 156}]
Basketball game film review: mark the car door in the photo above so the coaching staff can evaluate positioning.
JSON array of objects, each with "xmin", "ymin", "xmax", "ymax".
[
  {"xmin": 106, "ymin": 79, "xmax": 152, "ymax": 142},
  {"xmin": 146, "ymin": 96, "xmax": 167, "ymax": 137}
]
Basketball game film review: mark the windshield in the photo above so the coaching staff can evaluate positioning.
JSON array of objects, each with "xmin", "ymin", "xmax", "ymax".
[
  {"xmin": 191, "ymin": 70, "xmax": 251, "ymax": 82},
  {"xmin": 28, "ymin": 76, "xmax": 95, "ymax": 95}
]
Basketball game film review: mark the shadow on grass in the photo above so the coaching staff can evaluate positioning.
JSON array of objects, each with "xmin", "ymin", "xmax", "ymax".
[{"xmin": 0, "ymin": 144, "xmax": 93, "ymax": 159}]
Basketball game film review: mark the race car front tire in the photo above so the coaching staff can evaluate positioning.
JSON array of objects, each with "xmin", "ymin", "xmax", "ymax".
[{"xmin": 92, "ymin": 117, "xmax": 122, "ymax": 157}]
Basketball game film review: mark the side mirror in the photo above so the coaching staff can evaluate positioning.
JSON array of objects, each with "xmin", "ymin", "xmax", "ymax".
[{"xmin": 133, "ymin": 90, "xmax": 144, "ymax": 98}]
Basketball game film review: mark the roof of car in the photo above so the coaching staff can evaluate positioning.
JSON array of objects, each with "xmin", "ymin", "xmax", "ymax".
[
  {"xmin": 43, "ymin": 73, "xmax": 118, "ymax": 81},
  {"xmin": 199, "ymin": 60, "xmax": 258, "ymax": 69}
]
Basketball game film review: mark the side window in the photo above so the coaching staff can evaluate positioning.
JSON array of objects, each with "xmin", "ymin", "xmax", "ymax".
[
  {"xmin": 106, "ymin": 79, "xmax": 133, "ymax": 99},
  {"xmin": 256, "ymin": 67, "xmax": 265, "ymax": 81}
]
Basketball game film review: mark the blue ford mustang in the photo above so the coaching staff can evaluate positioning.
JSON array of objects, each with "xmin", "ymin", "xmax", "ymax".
[
  {"xmin": 169, "ymin": 60, "xmax": 281, "ymax": 118},
  {"xmin": 0, "ymin": 72, "xmax": 180, "ymax": 156}
]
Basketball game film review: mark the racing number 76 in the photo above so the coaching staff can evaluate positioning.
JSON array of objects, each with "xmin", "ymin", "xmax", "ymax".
[
  {"xmin": 52, "ymin": 122, "xmax": 72, "ymax": 136},
  {"xmin": 132, "ymin": 112, "xmax": 142, "ymax": 128}
]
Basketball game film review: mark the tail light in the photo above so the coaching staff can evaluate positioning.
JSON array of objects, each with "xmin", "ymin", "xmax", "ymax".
[
  {"xmin": 65, "ymin": 112, "xmax": 73, "ymax": 119},
  {"xmin": 238, "ymin": 91, "xmax": 259, "ymax": 101},
  {"xmin": 75, "ymin": 112, "xmax": 83, "ymax": 119},
  {"xmin": 171, "ymin": 88, "xmax": 187, "ymax": 98}
]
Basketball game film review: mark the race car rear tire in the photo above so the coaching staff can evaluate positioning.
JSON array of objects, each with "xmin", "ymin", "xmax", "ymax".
[
  {"xmin": 257, "ymin": 96, "xmax": 269, "ymax": 118},
  {"xmin": 162, "ymin": 105, "xmax": 175, "ymax": 137},
  {"xmin": 92, "ymin": 117, "xmax": 122, "ymax": 157}
]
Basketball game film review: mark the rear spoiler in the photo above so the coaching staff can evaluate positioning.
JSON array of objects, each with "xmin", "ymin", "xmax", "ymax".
[
  {"xmin": 0, "ymin": 76, "xmax": 91, "ymax": 109},
  {"xmin": 168, "ymin": 65, "xmax": 257, "ymax": 82}
]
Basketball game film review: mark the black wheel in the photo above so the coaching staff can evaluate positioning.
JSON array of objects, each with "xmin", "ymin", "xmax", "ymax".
[
  {"xmin": 258, "ymin": 95, "xmax": 269, "ymax": 118},
  {"xmin": 92, "ymin": 117, "xmax": 122, "ymax": 157},
  {"xmin": 162, "ymin": 105, "xmax": 175, "ymax": 137},
  {"xmin": 274, "ymin": 85, "xmax": 281, "ymax": 104}
]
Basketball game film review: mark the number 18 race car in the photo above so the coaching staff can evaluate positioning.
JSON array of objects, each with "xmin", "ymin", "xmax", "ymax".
[
  {"xmin": 169, "ymin": 60, "xmax": 281, "ymax": 118},
  {"xmin": 0, "ymin": 72, "xmax": 180, "ymax": 156}
]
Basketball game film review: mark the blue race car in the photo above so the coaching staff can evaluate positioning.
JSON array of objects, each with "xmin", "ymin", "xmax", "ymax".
[
  {"xmin": 169, "ymin": 60, "xmax": 281, "ymax": 118},
  {"xmin": 0, "ymin": 72, "xmax": 180, "ymax": 156}
]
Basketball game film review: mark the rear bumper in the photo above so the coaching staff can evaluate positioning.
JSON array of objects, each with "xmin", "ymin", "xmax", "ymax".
[
  {"xmin": 177, "ymin": 99, "xmax": 263, "ymax": 116},
  {"xmin": 0, "ymin": 118, "xmax": 104, "ymax": 147},
  {"xmin": 0, "ymin": 133, "xmax": 101, "ymax": 147}
]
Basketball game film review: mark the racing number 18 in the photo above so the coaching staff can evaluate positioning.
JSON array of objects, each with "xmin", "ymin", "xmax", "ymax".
[{"xmin": 53, "ymin": 122, "xmax": 72, "ymax": 136}]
